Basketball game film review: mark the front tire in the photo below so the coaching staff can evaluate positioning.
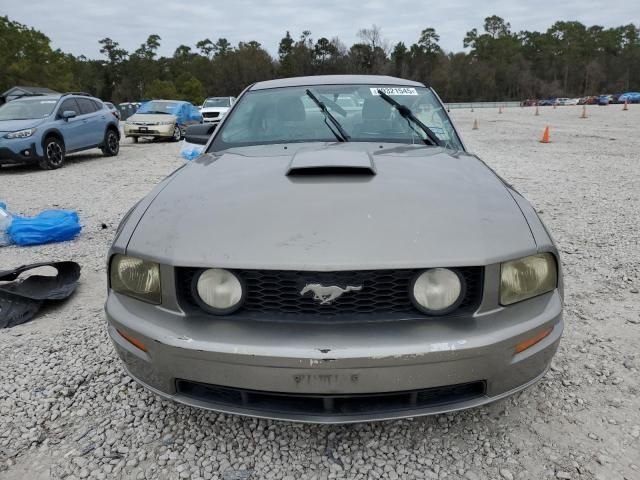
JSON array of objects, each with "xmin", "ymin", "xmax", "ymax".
[
  {"xmin": 171, "ymin": 125, "xmax": 182, "ymax": 142},
  {"xmin": 132, "ymin": 136, "xmax": 139, "ymax": 143},
  {"xmin": 39, "ymin": 137, "xmax": 65, "ymax": 170},
  {"xmin": 101, "ymin": 129, "xmax": 120, "ymax": 157}
]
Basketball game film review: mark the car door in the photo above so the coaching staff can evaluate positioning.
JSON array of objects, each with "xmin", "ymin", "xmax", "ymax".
[
  {"xmin": 76, "ymin": 98, "xmax": 104, "ymax": 147},
  {"xmin": 55, "ymin": 99, "xmax": 84, "ymax": 151}
]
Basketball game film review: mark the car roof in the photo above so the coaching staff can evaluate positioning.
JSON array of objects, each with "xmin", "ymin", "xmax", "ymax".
[
  {"xmin": 11, "ymin": 94, "xmax": 61, "ymax": 102},
  {"xmin": 250, "ymin": 75, "xmax": 425, "ymax": 91},
  {"xmin": 144, "ymin": 99, "xmax": 186, "ymax": 104}
]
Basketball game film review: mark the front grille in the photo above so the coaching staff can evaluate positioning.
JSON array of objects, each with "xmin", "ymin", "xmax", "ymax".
[
  {"xmin": 176, "ymin": 267, "xmax": 483, "ymax": 321},
  {"xmin": 176, "ymin": 380, "xmax": 486, "ymax": 417},
  {"xmin": 202, "ymin": 111, "xmax": 220, "ymax": 118}
]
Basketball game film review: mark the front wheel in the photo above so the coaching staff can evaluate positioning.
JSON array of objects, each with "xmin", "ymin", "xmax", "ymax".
[
  {"xmin": 101, "ymin": 129, "xmax": 120, "ymax": 157},
  {"xmin": 171, "ymin": 125, "xmax": 182, "ymax": 142},
  {"xmin": 39, "ymin": 137, "xmax": 65, "ymax": 170}
]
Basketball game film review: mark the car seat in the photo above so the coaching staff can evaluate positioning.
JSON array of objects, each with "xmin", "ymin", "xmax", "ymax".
[
  {"xmin": 274, "ymin": 96, "xmax": 308, "ymax": 140},
  {"xmin": 354, "ymin": 98, "xmax": 393, "ymax": 137}
]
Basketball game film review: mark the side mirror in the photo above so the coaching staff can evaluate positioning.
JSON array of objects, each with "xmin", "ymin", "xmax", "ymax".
[
  {"xmin": 62, "ymin": 110, "xmax": 77, "ymax": 120},
  {"xmin": 185, "ymin": 123, "xmax": 216, "ymax": 145}
]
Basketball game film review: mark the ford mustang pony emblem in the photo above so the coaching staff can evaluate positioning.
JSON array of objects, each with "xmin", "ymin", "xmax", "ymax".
[{"xmin": 300, "ymin": 284, "xmax": 362, "ymax": 305}]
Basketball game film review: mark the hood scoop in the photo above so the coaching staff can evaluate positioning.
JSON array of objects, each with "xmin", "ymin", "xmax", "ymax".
[{"xmin": 286, "ymin": 148, "xmax": 376, "ymax": 176}]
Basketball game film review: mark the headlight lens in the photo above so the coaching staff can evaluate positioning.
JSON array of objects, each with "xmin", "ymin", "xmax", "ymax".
[
  {"xmin": 411, "ymin": 268, "xmax": 463, "ymax": 315},
  {"xmin": 110, "ymin": 254, "xmax": 161, "ymax": 304},
  {"xmin": 193, "ymin": 268, "xmax": 244, "ymax": 314},
  {"xmin": 500, "ymin": 253, "xmax": 557, "ymax": 305},
  {"xmin": 4, "ymin": 128, "xmax": 37, "ymax": 139},
  {"xmin": 157, "ymin": 121, "xmax": 174, "ymax": 125}
]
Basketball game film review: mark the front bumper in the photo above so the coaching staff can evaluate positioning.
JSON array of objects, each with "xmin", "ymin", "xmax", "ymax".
[
  {"xmin": 124, "ymin": 123, "xmax": 174, "ymax": 138},
  {"xmin": 0, "ymin": 142, "xmax": 41, "ymax": 165},
  {"xmin": 105, "ymin": 282, "xmax": 563, "ymax": 423}
]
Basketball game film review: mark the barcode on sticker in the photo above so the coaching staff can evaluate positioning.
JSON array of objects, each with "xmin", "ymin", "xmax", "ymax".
[{"xmin": 370, "ymin": 87, "xmax": 418, "ymax": 96}]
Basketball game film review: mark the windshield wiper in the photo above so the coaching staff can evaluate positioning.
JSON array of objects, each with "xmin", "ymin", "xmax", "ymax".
[
  {"xmin": 305, "ymin": 89, "xmax": 349, "ymax": 142},
  {"xmin": 376, "ymin": 90, "xmax": 442, "ymax": 147}
]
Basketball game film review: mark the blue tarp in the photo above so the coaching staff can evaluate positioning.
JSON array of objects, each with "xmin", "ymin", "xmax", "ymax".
[
  {"xmin": 1, "ymin": 202, "xmax": 81, "ymax": 246},
  {"xmin": 180, "ymin": 141, "xmax": 204, "ymax": 161},
  {"xmin": 136, "ymin": 100, "xmax": 202, "ymax": 126}
]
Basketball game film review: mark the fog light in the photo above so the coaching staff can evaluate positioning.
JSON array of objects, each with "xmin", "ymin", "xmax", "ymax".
[
  {"xmin": 410, "ymin": 268, "xmax": 464, "ymax": 315},
  {"xmin": 193, "ymin": 268, "xmax": 244, "ymax": 315}
]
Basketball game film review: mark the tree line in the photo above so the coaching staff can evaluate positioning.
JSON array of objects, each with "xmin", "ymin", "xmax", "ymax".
[{"xmin": 1, "ymin": 15, "xmax": 639, "ymax": 105}]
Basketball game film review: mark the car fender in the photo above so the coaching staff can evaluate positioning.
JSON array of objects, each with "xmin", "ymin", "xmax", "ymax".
[
  {"xmin": 506, "ymin": 188, "xmax": 563, "ymax": 298},
  {"xmin": 38, "ymin": 127, "xmax": 65, "ymax": 156},
  {"xmin": 104, "ymin": 121, "xmax": 120, "ymax": 139},
  {"xmin": 110, "ymin": 164, "xmax": 189, "ymax": 253}
]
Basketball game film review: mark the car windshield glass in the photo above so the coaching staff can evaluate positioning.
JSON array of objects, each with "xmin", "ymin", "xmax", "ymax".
[
  {"xmin": 137, "ymin": 101, "xmax": 179, "ymax": 114},
  {"xmin": 203, "ymin": 98, "xmax": 230, "ymax": 108},
  {"xmin": 211, "ymin": 84, "xmax": 462, "ymax": 151},
  {"xmin": 0, "ymin": 98, "xmax": 58, "ymax": 120}
]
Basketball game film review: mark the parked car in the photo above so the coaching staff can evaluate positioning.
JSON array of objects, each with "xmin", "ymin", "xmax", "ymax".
[
  {"xmin": 200, "ymin": 96, "xmax": 235, "ymax": 123},
  {"xmin": 538, "ymin": 98, "xmax": 555, "ymax": 106},
  {"xmin": 598, "ymin": 94, "xmax": 612, "ymax": 105},
  {"xmin": 106, "ymin": 75, "xmax": 563, "ymax": 423},
  {"xmin": 578, "ymin": 96, "xmax": 598, "ymax": 105},
  {"xmin": 104, "ymin": 102, "xmax": 120, "ymax": 120},
  {"xmin": 618, "ymin": 92, "xmax": 640, "ymax": 104},
  {"xmin": 124, "ymin": 100, "xmax": 202, "ymax": 142},
  {"xmin": 0, "ymin": 92, "xmax": 120, "ymax": 169},
  {"xmin": 521, "ymin": 99, "xmax": 538, "ymax": 107},
  {"xmin": 555, "ymin": 98, "xmax": 578, "ymax": 106}
]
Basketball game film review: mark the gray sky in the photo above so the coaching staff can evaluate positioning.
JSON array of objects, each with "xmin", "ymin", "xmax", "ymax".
[{"xmin": 3, "ymin": 0, "xmax": 636, "ymax": 59}]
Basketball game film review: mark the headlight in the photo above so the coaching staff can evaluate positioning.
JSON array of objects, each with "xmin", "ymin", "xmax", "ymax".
[
  {"xmin": 193, "ymin": 268, "xmax": 244, "ymax": 315},
  {"xmin": 500, "ymin": 253, "xmax": 557, "ymax": 305},
  {"xmin": 411, "ymin": 268, "xmax": 464, "ymax": 315},
  {"xmin": 110, "ymin": 254, "xmax": 161, "ymax": 304},
  {"xmin": 158, "ymin": 121, "xmax": 174, "ymax": 126},
  {"xmin": 4, "ymin": 128, "xmax": 37, "ymax": 139}
]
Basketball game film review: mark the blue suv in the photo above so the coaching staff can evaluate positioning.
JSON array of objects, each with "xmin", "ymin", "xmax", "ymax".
[{"xmin": 0, "ymin": 92, "xmax": 120, "ymax": 169}]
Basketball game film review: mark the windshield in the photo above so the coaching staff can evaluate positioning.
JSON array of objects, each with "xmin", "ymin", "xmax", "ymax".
[
  {"xmin": 211, "ymin": 85, "xmax": 462, "ymax": 151},
  {"xmin": 137, "ymin": 101, "xmax": 180, "ymax": 115},
  {"xmin": 0, "ymin": 98, "xmax": 59, "ymax": 121},
  {"xmin": 203, "ymin": 98, "xmax": 231, "ymax": 108}
]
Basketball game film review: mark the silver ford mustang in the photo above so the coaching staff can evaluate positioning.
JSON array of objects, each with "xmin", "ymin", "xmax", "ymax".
[{"xmin": 106, "ymin": 75, "xmax": 563, "ymax": 423}]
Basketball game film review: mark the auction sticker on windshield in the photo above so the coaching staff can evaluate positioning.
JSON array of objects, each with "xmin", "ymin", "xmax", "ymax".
[{"xmin": 370, "ymin": 87, "xmax": 418, "ymax": 96}]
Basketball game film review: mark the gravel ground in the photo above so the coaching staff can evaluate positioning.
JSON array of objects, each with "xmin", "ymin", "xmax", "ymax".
[{"xmin": 1, "ymin": 105, "xmax": 639, "ymax": 480}]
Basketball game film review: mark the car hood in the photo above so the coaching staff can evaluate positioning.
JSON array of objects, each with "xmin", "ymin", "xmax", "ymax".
[
  {"xmin": 200, "ymin": 107, "xmax": 229, "ymax": 113},
  {"xmin": 0, "ymin": 118, "xmax": 45, "ymax": 133},
  {"xmin": 127, "ymin": 113, "xmax": 176, "ymax": 124},
  {"xmin": 126, "ymin": 143, "xmax": 537, "ymax": 270}
]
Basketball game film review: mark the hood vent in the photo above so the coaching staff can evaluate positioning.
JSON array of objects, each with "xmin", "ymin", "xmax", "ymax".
[{"xmin": 286, "ymin": 149, "xmax": 376, "ymax": 176}]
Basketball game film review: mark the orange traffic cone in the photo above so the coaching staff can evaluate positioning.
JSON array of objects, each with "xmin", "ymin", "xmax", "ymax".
[
  {"xmin": 540, "ymin": 126, "xmax": 551, "ymax": 143},
  {"xmin": 472, "ymin": 119, "xmax": 479, "ymax": 130},
  {"xmin": 535, "ymin": 105, "xmax": 540, "ymax": 116},
  {"xmin": 623, "ymin": 100, "xmax": 629, "ymax": 111},
  {"xmin": 471, "ymin": 107, "xmax": 474, "ymax": 112},
  {"xmin": 581, "ymin": 105, "xmax": 587, "ymax": 119},
  {"xmin": 498, "ymin": 106, "xmax": 503, "ymax": 114}
]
